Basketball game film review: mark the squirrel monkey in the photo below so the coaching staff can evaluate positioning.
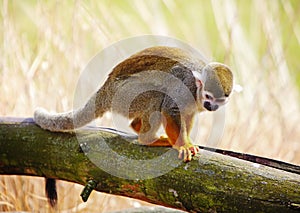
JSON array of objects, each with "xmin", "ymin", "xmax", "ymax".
[
  {"xmin": 35, "ymin": 46, "xmax": 233, "ymax": 161},
  {"xmin": 34, "ymin": 46, "xmax": 233, "ymax": 206}
]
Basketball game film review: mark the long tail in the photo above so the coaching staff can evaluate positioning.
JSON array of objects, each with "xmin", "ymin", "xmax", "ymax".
[{"xmin": 34, "ymin": 93, "xmax": 106, "ymax": 132}]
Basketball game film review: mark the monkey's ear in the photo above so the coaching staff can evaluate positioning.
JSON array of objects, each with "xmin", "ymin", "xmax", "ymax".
[{"xmin": 192, "ymin": 71, "xmax": 203, "ymax": 88}]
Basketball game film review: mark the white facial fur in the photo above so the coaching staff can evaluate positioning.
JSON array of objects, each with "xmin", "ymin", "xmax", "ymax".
[
  {"xmin": 202, "ymin": 90, "xmax": 229, "ymax": 111},
  {"xmin": 192, "ymin": 70, "xmax": 229, "ymax": 111}
]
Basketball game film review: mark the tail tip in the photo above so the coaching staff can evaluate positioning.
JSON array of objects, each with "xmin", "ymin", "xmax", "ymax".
[{"xmin": 45, "ymin": 178, "xmax": 58, "ymax": 207}]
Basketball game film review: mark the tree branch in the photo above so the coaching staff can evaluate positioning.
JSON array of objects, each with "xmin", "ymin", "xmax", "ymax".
[{"xmin": 0, "ymin": 117, "xmax": 299, "ymax": 212}]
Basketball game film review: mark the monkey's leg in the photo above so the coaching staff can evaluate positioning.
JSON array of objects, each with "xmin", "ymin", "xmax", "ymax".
[
  {"xmin": 130, "ymin": 115, "xmax": 171, "ymax": 147},
  {"xmin": 162, "ymin": 111, "xmax": 199, "ymax": 162},
  {"xmin": 130, "ymin": 117, "xmax": 142, "ymax": 133}
]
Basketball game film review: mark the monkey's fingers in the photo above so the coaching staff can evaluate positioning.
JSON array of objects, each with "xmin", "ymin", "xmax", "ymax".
[
  {"xmin": 177, "ymin": 145, "xmax": 200, "ymax": 162},
  {"xmin": 178, "ymin": 147, "xmax": 193, "ymax": 162},
  {"xmin": 189, "ymin": 146, "xmax": 200, "ymax": 156}
]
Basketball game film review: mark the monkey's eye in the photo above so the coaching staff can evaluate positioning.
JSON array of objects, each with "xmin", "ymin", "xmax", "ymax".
[{"xmin": 205, "ymin": 94, "xmax": 214, "ymax": 100}]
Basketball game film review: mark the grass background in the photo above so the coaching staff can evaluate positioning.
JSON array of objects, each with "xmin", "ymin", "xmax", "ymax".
[{"xmin": 1, "ymin": 0, "xmax": 300, "ymax": 212}]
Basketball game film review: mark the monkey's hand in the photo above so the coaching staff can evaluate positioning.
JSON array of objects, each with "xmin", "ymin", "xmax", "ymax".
[
  {"xmin": 174, "ymin": 143, "xmax": 200, "ymax": 162},
  {"xmin": 140, "ymin": 135, "xmax": 199, "ymax": 162}
]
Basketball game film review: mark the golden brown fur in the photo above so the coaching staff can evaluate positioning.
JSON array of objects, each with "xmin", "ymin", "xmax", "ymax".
[{"xmin": 34, "ymin": 46, "xmax": 233, "ymax": 161}]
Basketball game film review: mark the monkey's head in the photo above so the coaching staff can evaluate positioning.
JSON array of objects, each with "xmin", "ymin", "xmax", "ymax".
[{"xmin": 193, "ymin": 62, "xmax": 234, "ymax": 111}]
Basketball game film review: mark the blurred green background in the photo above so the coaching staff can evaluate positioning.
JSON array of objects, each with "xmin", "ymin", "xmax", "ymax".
[{"xmin": 1, "ymin": 0, "xmax": 299, "ymax": 212}]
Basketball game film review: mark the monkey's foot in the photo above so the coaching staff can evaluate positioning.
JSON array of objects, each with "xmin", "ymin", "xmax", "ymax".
[
  {"xmin": 176, "ymin": 145, "xmax": 200, "ymax": 162},
  {"xmin": 148, "ymin": 136, "xmax": 172, "ymax": 147},
  {"xmin": 145, "ymin": 136, "xmax": 172, "ymax": 147}
]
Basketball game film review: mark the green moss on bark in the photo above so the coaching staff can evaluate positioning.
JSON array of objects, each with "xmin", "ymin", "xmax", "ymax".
[{"xmin": 0, "ymin": 118, "xmax": 299, "ymax": 212}]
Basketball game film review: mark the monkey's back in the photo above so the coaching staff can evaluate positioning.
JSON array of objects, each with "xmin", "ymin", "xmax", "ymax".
[
  {"xmin": 97, "ymin": 46, "xmax": 204, "ymax": 118},
  {"xmin": 108, "ymin": 46, "xmax": 206, "ymax": 79}
]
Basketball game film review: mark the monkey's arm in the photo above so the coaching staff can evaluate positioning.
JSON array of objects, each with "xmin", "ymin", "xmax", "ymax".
[{"xmin": 160, "ymin": 108, "xmax": 200, "ymax": 162}]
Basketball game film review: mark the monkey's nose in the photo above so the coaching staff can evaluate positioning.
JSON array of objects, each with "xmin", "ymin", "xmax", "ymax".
[{"xmin": 204, "ymin": 101, "xmax": 219, "ymax": 111}]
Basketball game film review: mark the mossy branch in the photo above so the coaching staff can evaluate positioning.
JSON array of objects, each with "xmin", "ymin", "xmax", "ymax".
[{"xmin": 0, "ymin": 117, "xmax": 299, "ymax": 212}]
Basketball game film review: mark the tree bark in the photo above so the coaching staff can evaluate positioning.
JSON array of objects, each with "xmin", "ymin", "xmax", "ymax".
[{"xmin": 0, "ymin": 117, "xmax": 299, "ymax": 212}]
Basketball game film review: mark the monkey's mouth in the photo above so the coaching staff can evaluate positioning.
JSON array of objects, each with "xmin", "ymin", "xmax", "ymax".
[{"xmin": 204, "ymin": 101, "xmax": 219, "ymax": 111}]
